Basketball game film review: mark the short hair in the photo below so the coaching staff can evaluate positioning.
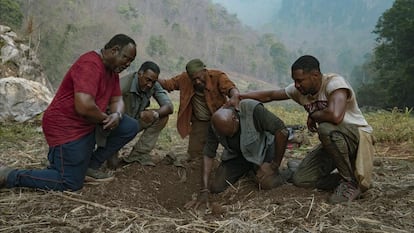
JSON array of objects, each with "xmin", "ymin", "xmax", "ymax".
[
  {"xmin": 138, "ymin": 61, "xmax": 160, "ymax": 74},
  {"xmin": 104, "ymin": 34, "xmax": 136, "ymax": 49},
  {"xmin": 291, "ymin": 55, "xmax": 320, "ymax": 73}
]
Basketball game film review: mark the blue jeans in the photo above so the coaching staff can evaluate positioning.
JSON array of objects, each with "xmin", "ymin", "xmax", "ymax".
[{"xmin": 6, "ymin": 115, "xmax": 138, "ymax": 191}]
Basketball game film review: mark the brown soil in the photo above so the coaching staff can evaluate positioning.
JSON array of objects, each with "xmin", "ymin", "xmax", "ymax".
[{"xmin": 1, "ymin": 124, "xmax": 414, "ymax": 232}]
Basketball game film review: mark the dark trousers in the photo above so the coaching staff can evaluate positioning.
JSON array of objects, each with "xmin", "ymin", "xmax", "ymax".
[
  {"xmin": 6, "ymin": 115, "xmax": 138, "ymax": 191},
  {"xmin": 209, "ymin": 143, "xmax": 275, "ymax": 194}
]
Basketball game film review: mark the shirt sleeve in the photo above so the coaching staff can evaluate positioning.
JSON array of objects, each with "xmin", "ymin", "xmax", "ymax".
[
  {"xmin": 153, "ymin": 82, "xmax": 172, "ymax": 107},
  {"xmin": 285, "ymin": 83, "xmax": 298, "ymax": 101},
  {"xmin": 217, "ymin": 72, "xmax": 237, "ymax": 96},
  {"xmin": 326, "ymin": 75, "xmax": 351, "ymax": 98},
  {"xmin": 72, "ymin": 61, "xmax": 101, "ymax": 97},
  {"xmin": 203, "ymin": 124, "xmax": 220, "ymax": 158},
  {"xmin": 253, "ymin": 104, "xmax": 286, "ymax": 134},
  {"xmin": 158, "ymin": 73, "xmax": 185, "ymax": 91}
]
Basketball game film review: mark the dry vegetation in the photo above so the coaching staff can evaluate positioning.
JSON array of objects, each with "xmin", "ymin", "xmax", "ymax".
[{"xmin": 1, "ymin": 106, "xmax": 413, "ymax": 233}]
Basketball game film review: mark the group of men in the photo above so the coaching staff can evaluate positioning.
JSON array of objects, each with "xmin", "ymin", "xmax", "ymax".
[{"xmin": 0, "ymin": 34, "xmax": 374, "ymax": 205}]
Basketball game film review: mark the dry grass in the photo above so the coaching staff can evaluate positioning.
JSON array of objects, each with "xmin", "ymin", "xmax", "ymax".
[{"xmin": 1, "ymin": 107, "xmax": 413, "ymax": 232}]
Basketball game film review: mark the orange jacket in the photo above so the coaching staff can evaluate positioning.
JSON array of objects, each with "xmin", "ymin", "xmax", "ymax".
[{"xmin": 159, "ymin": 69, "xmax": 237, "ymax": 138}]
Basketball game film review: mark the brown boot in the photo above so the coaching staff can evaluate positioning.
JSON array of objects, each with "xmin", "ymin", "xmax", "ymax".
[{"xmin": 0, "ymin": 165, "xmax": 14, "ymax": 188}]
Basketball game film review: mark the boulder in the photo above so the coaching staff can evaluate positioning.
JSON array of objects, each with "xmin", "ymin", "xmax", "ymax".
[
  {"xmin": 0, "ymin": 24, "xmax": 54, "ymax": 122},
  {"xmin": 0, "ymin": 77, "xmax": 52, "ymax": 122}
]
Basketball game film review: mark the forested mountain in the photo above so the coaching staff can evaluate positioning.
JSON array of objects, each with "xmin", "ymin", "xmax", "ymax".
[
  {"xmin": 354, "ymin": 0, "xmax": 414, "ymax": 109},
  {"xmin": 213, "ymin": 0, "xmax": 413, "ymax": 109},
  {"xmin": 266, "ymin": 0, "xmax": 393, "ymax": 78},
  {"xmin": 2, "ymin": 0, "xmax": 411, "ymax": 109},
  {"xmin": 8, "ymin": 0, "xmax": 289, "ymax": 87}
]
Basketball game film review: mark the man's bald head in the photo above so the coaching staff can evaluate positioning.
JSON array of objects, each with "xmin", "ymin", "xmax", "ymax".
[{"xmin": 211, "ymin": 107, "xmax": 239, "ymax": 137}]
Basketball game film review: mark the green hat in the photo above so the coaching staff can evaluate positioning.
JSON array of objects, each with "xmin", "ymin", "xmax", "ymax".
[{"xmin": 186, "ymin": 59, "xmax": 206, "ymax": 76}]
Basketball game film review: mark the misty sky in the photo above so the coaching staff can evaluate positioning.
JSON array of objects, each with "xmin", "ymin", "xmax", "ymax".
[{"xmin": 211, "ymin": 0, "xmax": 281, "ymax": 28}]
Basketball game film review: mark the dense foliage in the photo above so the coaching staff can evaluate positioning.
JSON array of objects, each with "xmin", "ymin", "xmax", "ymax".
[
  {"xmin": 5, "ymin": 0, "xmax": 411, "ymax": 111},
  {"xmin": 356, "ymin": 0, "xmax": 414, "ymax": 109},
  {"xmin": 13, "ymin": 0, "xmax": 287, "ymax": 87},
  {"xmin": 269, "ymin": 0, "xmax": 392, "ymax": 78},
  {"xmin": 0, "ymin": 0, "xmax": 23, "ymax": 29}
]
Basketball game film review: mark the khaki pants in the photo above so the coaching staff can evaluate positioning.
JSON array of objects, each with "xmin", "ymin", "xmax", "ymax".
[
  {"xmin": 292, "ymin": 122, "xmax": 359, "ymax": 188},
  {"xmin": 130, "ymin": 116, "xmax": 169, "ymax": 155},
  {"xmin": 187, "ymin": 117, "xmax": 210, "ymax": 160}
]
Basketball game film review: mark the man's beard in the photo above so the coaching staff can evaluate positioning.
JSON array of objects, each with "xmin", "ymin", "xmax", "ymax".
[{"xmin": 194, "ymin": 84, "xmax": 205, "ymax": 92}]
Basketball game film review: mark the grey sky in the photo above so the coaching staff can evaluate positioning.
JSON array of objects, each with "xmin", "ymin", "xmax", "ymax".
[{"xmin": 211, "ymin": 0, "xmax": 282, "ymax": 28}]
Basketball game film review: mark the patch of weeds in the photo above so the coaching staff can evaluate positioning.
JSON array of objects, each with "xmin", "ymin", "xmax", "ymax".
[
  {"xmin": 366, "ymin": 107, "xmax": 414, "ymax": 143},
  {"xmin": 0, "ymin": 122, "xmax": 42, "ymax": 148}
]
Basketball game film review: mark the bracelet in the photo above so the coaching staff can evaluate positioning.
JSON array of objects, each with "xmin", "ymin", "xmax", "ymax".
[{"xmin": 116, "ymin": 111, "xmax": 123, "ymax": 120}]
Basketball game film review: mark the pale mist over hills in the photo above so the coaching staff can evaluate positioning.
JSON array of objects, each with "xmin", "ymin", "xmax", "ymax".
[
  {"xmin": 211, "ymin": 0, "xmax": 282, "ymax": 28},
  {"xmin": 212, "ymin": 0, "xmax": 394, "ymax": 77}
]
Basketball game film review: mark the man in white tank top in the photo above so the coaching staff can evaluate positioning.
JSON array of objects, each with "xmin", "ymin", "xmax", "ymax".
[{"xmin": 240, "ymin": 55, "xmax": 375, "ymax": 204}]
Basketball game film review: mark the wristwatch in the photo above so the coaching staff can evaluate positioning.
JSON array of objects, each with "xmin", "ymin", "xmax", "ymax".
[
  {"xmin": 116, "ymin": 111, "xmax": 123, "ymax": 120},
  {"xmin": 152, "ymin": 111, "xmax": 160, "ymax": 121}
]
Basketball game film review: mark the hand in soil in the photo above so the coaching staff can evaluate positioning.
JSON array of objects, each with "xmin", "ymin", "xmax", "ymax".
[
  {"xmin": 184, "ymin": 190, "xmax": 208, "ymax": 209},
  {"xmin": 256, "ymin": 162, "xmax": 276, "ymax": 182}
]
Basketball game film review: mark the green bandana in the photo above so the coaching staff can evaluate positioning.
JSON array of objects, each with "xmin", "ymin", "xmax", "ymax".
[{"xmin": 186, "ymin": 59, "xmax": 206, "ymax": 76}]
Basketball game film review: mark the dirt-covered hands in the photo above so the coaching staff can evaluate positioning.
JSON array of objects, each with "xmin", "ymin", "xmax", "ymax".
[{"xmin": 184, "ymin": 188, "xmax": 209, "ymax": 210}]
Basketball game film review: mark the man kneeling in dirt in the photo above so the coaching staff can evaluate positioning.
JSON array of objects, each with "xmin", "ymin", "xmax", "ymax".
[
  {"xmin": 106, "ymin": 61, "xmax": 173, "ymax": 167},
  {"xmin": 185, "ymin": 99, "xmax": 288, "ymax": 208},
  {"xmin": 240, "ymin": 55, "xmax": 375, "ymax": 204},
  {"xmin": 0, "ymin": 34, "xmax": 138, "ymax": 191}
]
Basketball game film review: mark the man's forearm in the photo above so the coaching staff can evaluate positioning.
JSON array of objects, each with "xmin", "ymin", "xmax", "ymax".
[
  {"xmin": 157, "ymin": 103, "xmax": 174, "ymax": 118},
  {"xmin": 271, "ymin": 129, "xmax": 288, "ymax": 170},
  {"xmin": 202, "ymin": 156, "xmax": 214, "ymax": 190},
  {"xmin": 82, "ymin": 107, "xmax": 108, "ymax": 124},
  {"xmin": 109, "ymin": 98, "xmax": 125, "ymax": 115},
  {"xmin": 309, "ymin": 109, "xmax": 339, "ymax": 125},
  {"xmin": 229, "ymin": 88, "xmax": 240, "ymax": 97},
  {"xmin": 75, "ymin": 92, "xmax": 108, "ymax": 123}
]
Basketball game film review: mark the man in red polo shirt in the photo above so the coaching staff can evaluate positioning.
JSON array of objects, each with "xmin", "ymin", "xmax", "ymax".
[{"xmin": 0, "ymin": 34, "xmax": 139, "ymax": 191}]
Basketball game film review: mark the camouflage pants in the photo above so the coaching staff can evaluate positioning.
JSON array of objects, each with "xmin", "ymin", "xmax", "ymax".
[{"xmin": 292, "ymin": 122, "xmax": 359, "ymax": 188}]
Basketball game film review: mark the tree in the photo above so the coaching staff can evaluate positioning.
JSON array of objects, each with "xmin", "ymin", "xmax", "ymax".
[
  {"xmin": 0, "ymin": 0, "xmax": 23, "ymax": 29},
  {"xmin": 146, "ymin": 35, "xmax": 168, "ymax": 57},
  {"xmin": 269, "ymin": 42, "xmax": 289, "ymax": 84},
  {"xmin": 358, "ymin": 0, "xmax": 414, "ymax": 109}
]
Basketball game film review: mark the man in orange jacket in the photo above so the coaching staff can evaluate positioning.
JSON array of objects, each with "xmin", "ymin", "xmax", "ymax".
[{"xmin": 159, "ymin": 59, "xmax": 240, "ymax": 162}]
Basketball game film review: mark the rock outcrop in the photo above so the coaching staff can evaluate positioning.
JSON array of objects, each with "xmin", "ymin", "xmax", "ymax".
[{"xmin": 0, "ymin": 25, "xmax": 53, "ymax": 122}]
